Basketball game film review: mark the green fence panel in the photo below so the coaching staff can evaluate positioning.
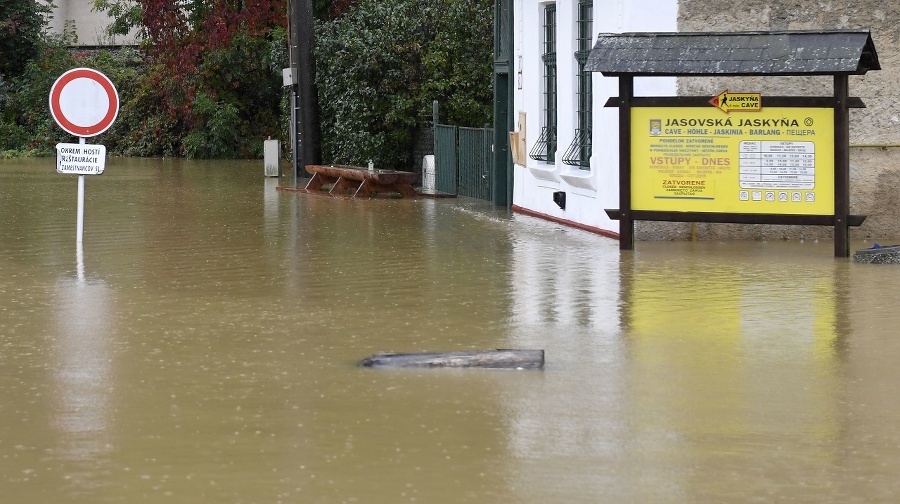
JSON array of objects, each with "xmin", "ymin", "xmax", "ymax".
[{"xmin": 434, "ymin": 124, "xmax": 458, "ymax": 195}]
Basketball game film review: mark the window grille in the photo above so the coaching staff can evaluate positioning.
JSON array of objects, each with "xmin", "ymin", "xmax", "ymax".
[
  {"xmin": 563, "ymin": 0, "xmax": 593, "ymax": 168},
  {"xmin": 529, "ymin": 126, "xmax": 557, "ymax": 162},
  {"xmin": 530, "ymin": 4, "xmax": 557, "ymax": 163},
  {"xmin": 562, "ymin": 128, "xmax": 591, "ymax": 167}
]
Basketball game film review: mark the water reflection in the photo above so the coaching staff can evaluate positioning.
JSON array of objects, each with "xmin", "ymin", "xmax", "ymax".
[
  {"xmin": 53, "ymin": 273, "xmax": 114, "ymax": 459},
  {"xmin": 3, "ymin": 158, "xmax": 900, "ymax": 502},
  {"xmin": 618, "ymin": 243, "xmax": 843, "ymax": 500},
  {"xmin": 505, "ymin": 214, "xmax": 628, "ymax": 500}
]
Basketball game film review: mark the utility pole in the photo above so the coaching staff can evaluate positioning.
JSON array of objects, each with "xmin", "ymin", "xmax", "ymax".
[{"xmin": 288, "ymin": 0, "xmax": 322, "ymax": 182}]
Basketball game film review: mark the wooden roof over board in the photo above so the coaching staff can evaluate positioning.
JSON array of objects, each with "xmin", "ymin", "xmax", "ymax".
[{"xmin": 586, "ymin": 30, "xmax": 880, "ymax": 77}]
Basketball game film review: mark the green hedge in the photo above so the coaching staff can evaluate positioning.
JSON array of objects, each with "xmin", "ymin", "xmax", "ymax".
[
  {"xmin": 0, "ymin": 28, "xmax": 287, "ymax": 159},
  {"xmin": 315, "ymin": 0, "xmax": 492, "ymax": 169},
  {"xmin": 1, "ymin": 0, "xmax": 492, "ymax": 162}
]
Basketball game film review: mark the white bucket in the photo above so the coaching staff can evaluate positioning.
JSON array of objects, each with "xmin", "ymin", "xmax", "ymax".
[
  {"xmin": 421, "ymin": 155, "xmax": 435, "ymax": 194},
  {"xmin": 264, "ymin": 139, "xmax": 281, "ymax": 177}
]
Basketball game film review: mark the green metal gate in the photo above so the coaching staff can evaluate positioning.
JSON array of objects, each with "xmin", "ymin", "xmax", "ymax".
[
  {"xmin": 458, "ymin": 127, "xmax": 492, "ymax": 201},
  {"xmin": 433, "ymin": 103, "xmax": 493, "ymax": 201},
  {"xmin": 434, "ymin": 123, "xmax": 458, "ymax": 195}
]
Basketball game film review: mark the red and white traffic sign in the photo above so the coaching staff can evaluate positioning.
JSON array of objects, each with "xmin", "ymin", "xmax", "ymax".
[{"xmin": 49, "ymin": 68, "xmax": 119, "ymax": 138}]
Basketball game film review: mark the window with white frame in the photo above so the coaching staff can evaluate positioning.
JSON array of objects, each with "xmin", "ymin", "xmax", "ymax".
[
  {"xmin": 529, "ymin": 3, "xmax": 557, "ymax": 163},
  {"xmin": 563, "ymin": 0, "xmax": 592, "ymax": 169}
]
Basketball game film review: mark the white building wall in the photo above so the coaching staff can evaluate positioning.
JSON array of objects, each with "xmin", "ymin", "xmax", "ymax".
[
  {"xmin": 512, "ymin": 0, "xmax": 678, "ymax": 236},
  {"xmin": 48, "ymin": 0, "xmax": 139, "ymax": 46}
]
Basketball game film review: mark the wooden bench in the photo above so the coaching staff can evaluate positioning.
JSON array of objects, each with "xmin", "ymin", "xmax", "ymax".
[{"xmin": 304, "ymin": 164, "xmax": 420, "ymax": 199}]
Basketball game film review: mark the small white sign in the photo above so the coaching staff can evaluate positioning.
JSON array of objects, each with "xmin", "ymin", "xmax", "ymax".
[{"xmin": 56, "ymin": 143, "xmax": 106, "ymax": 175}]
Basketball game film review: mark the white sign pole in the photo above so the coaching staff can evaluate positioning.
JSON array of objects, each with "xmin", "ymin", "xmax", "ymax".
[
  {"xmin": 76, "ymin": 137, "xmax": 86, "ymax": 243},
  {"xmin": 49, "ymin": 68, "xmax": 119, "ymax": 245}
]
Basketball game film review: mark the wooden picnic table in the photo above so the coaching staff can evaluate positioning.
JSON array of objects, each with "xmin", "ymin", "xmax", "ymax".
[{"xmin": 304, "ymin": 164, "xmax": 420, "ymax": 199}]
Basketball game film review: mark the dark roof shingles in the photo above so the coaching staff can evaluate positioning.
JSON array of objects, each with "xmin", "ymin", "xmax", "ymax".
[{"xmin": 586, "ymin": 30, "xmax": 879, "ymax": 76}]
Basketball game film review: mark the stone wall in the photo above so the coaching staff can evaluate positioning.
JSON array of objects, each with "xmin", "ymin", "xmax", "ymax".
[{"xmin": 637, "ymin": 1, "xmax": 900, "ymax": 241}]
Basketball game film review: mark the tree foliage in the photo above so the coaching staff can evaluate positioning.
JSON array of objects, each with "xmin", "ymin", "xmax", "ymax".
[
  {"xmin": 315, "ymin": 0, "xmax": 492, "ymax": 169},
  {"xmin": 0, "ymin": 26, "xmax": 144, "ymax": 157},
  {"xmin": 120, "ymin": 0, "xmax": 288, "ymax": 158},
  {"xmin": 0, "ymin": 0, "xmax": 52, "ymax": 80},
  {"xmin": 1, "ymin": 0, "xmax": 288, "ymax": 158},
  {"xmin": 92, "ymin": 0, "xmax": 143, "ymax": 39},
  {"xmin": 1, "ymin": 0, "xmax": 493, "ymax": 162}
]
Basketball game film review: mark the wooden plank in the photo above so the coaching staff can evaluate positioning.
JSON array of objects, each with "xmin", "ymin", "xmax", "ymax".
[
  {"xmin": 359, "ymin": 349, "xmax": 545, "ymax": 369},
  {"xmin": 604, "ymin": 96, "xmax": 866, "ymax": 108},
  {"xmin": 834, "ymin": 74, "xmax": 851, "ymax": 257},
  {"xmin": 306, "ymin": 165, "xmax": 420, "ymax": 185},
  {"xmin": 619, "ymin": 76, "xmax": 634, "ymax": 250},
  {"xmin": 389, "ymin": 182, "xmax": 418, "ymax": 199},
  {"xmin": 604, "ymin": 209, "xmax": 867, "ymax": 227}
]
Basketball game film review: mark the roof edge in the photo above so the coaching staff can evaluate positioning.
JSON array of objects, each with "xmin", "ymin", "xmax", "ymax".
[{"xmin": 587, "ymin": 29, "xmax": 880, "ymax": 77}]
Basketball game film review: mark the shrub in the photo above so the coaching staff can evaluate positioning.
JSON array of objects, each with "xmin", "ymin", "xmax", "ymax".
[
  {"xmin": 0, "ymin": 0, "xmax": 51, "ymax": 80},
  {"xmin": 1, "ymin": 34, "xmax": 148, "ymax": 156},
  {"xmin": 315, "ymin": 0, "xmax": 492, "ymax": 169},
  {"xmin": 2, "ymin": 36, "xmax": 79, "ymax": 156}
]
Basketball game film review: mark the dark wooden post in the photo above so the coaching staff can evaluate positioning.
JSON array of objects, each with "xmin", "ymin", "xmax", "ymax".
[
  {"xmin": 289, "ymin": 0, "xmax": 321, "ymax": 180},
  {"xmin": 834, "ymin": 74, "xmax": 850, "ymax": 257},
  {"xmin": 492, "ymin": 0, "xmax": 513, "ymax": 207},
  {"xmin": 618, "ymin": 76, "xmax": 634, "ymax": 250},
  {"xmin": 286, "ymin": 0, "xmax": 300, "ymax": 182}
]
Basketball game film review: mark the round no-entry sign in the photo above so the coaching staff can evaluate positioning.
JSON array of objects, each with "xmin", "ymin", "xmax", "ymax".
[{"xmin": 49, "ymin": 68, "xmax": 119, "ymax": 138}]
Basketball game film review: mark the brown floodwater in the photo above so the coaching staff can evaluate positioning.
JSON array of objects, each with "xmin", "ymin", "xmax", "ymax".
[{"xmin": 2, "ymin": 157, "xmax": 900, "ymax": 503}]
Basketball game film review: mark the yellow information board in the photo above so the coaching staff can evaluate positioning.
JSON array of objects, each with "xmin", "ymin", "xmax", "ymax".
[{"xmin": 631, "ymin": 107, "xmax": 835, "ymax": 214}]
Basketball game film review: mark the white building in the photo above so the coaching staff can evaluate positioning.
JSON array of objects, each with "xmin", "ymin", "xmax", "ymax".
[
  {"xmin": 47, "ymin": 0, "xmax": 139, "ymax": 46},
  {"xmin": 509, "ymin": 1, "xmax": 900, "ymax": 242},
  {"xmin": 511, "ymin": 0, "xmax": 678, "ymax": 237}
]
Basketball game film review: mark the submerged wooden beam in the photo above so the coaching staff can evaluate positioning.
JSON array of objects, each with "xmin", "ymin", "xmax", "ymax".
[{"xmin": 359, "ymin": 349, "xmax": 544, "ymax": 369}]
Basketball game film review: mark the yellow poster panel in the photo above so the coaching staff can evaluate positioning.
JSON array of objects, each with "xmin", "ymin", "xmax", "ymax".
[{"xmin": 631, "ymin": 107, "xmax": 834, "ymax": 214}]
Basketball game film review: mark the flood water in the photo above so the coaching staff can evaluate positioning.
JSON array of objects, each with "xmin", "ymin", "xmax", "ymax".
[{"xmin": 3, "ymin": 157, "xmax": 900, "ymax": 503}]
